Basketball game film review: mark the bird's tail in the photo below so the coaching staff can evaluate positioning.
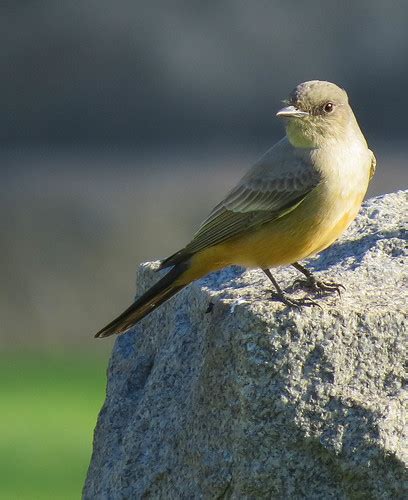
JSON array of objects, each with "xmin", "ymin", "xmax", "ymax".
[{"xmin": 95, "ymin": 262, "xmax": 189, "ymax": 338}]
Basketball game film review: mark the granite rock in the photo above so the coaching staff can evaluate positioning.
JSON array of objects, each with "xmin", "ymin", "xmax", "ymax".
[{"xmin": 84, "ymin": 190, "xmax": 407, "ymax": 499}]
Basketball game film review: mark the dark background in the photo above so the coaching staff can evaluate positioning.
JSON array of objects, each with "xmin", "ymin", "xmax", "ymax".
[{"xmin": 1, "ymin": 1, "xmax": 407, "ymax": 349}]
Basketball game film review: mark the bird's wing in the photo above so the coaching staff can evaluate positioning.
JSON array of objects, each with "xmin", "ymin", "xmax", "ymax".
[{"xmin": 183, "ymin": 138, "xmax": 321, "ymax": 255}]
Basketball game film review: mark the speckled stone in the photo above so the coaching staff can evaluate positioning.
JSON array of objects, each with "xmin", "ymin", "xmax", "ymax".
[{"xmin": 84, "ymin": 190, "xmax": 407, "ymax": 499}]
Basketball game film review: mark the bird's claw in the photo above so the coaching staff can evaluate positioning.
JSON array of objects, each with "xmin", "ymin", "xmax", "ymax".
[{"xmin": 293, "ymin": 278, "xmax": 345, "ymax": 296}]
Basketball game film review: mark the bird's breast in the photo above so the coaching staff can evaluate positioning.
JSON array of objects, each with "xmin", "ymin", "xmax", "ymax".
[{"xmin": 303, "ymin": 142, "xmax": 371, "ymax": 255}]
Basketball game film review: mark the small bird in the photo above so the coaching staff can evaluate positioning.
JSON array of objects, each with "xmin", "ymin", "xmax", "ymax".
[{"xmin": 96, "ymin": 80, "xmax": 376, "ymax": 338}]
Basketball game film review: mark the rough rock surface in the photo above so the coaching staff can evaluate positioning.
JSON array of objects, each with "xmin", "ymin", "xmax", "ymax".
[{"xmin": 84, "ymin": 191, "xmax": 407, "ymax": 499}]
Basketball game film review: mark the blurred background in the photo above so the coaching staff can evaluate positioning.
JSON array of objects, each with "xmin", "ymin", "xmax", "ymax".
[{"xmin": 1, "ymin": 1, "xmax": 407, "ymax": 498}]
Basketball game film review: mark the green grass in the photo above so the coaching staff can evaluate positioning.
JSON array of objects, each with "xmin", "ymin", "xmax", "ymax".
[{"xmin": 0, "ymin": 352, "xmax": 109, "ymax": 500}]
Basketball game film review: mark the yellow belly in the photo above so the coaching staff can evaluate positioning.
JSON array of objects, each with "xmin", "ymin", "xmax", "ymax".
[{"xmin": 178, "ymin": 189, "xmax": 366, "ymax": 284}]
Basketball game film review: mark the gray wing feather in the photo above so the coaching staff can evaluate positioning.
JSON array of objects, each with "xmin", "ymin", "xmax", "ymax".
[{"xmin": 182, "ymin": 138, "xmax": 321, "ymax": 255}]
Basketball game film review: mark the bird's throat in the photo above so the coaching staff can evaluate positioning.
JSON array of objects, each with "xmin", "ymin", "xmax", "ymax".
[{"xmin": 285, "ymin": 120, "xmax": 317, "ymax": 148}]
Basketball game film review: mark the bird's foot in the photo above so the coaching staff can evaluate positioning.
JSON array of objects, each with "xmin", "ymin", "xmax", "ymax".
[
  {"xmin": 269, "ymin": 291, "xmax": 322, "ymax": 310},
  {"xmin": 293, "ymin": 277, "xmax": 345, "ymax": 296}
]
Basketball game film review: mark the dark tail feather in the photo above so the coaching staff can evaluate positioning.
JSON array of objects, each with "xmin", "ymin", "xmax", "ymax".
[
  {"xmin": 158, "ymin": 248, "xmax": 192, "ymax": 270},
  {"xmin": 95, "ymin": 262, "xmax": 189, "ymax": 338}
]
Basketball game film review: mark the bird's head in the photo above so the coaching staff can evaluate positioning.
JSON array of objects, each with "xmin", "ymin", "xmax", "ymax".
[{"xmin": 277, "ymin": 80, "xmax": 354, "ymax": 148}]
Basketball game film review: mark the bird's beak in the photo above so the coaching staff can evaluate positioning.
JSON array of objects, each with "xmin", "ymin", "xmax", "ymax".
[{"xmin": 276, "ymin": 105, "xmax": 309, "ymax": 118}]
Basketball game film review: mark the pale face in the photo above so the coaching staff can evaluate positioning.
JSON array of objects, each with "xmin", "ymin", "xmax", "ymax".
[{"xmin": 279, "ymin": 81, "xmax": 353, "ymax": 148}]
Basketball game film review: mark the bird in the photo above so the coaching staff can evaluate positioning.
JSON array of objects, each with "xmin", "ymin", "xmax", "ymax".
[{"xmin": 95, "ymin": 80, "xmax": 376, "ymax": 338}]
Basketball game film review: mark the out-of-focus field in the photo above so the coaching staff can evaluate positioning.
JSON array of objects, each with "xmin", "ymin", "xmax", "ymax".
[{"xmin": 0, "ymin": 352, "xmax": 108, "ymax": 500}]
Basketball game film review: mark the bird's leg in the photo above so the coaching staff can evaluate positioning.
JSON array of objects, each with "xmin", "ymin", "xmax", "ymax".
[
  {"xmin": 292, "ymin": 262, "xmax": 345, "ymax": 296},
  {"xmin": 262, "ymin": 269, "xmax": 320, "ymax": 309}
]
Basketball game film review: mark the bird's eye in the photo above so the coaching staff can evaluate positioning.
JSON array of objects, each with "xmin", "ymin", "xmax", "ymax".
[{"xmin": 323, "ymin": 102, "xmax": 334, "ymax": 113}]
